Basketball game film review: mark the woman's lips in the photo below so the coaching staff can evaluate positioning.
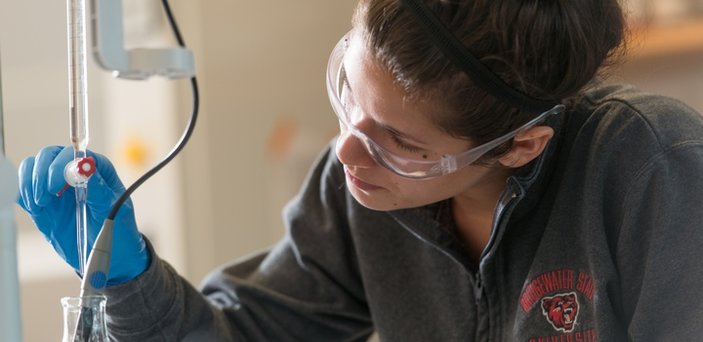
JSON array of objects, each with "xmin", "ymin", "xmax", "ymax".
[{"xmin": 345, "ymin": 170, "xmax": 382, "ymax": 191}]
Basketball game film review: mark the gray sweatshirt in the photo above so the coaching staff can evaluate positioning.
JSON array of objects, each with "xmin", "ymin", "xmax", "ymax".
[{"xmin": 105, "ymin": 84, "xmax": 703, "ymax": 341}]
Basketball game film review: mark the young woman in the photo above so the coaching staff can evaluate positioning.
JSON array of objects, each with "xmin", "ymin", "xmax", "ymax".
[{"xmin": 18, "ymin": 0, "xmax": 703, "ymax": 340}]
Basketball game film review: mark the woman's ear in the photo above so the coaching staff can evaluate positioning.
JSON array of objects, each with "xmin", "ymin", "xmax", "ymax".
[{"xmin": 497, "ymin": 126, "xmax": 554, "ymax": 168}]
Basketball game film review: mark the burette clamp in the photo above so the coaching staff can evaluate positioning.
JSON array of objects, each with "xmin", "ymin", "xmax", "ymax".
[{"xmin": 64, "ymin": 156, "xmax": 96, "ymax": 188}]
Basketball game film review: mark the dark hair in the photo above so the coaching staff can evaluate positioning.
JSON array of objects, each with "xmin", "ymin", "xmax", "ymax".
[{"xmin": 353, "ymin": 0, "xmax": 626, "ymax": 160}]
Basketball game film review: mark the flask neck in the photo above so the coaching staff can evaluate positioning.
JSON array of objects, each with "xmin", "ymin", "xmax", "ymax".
[{"xmin": 61, "ymin": 296, "xmax": 109, "ymax": 342}]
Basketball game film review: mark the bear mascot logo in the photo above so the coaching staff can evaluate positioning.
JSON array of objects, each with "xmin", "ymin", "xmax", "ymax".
[{"xmin": 541, "ymin": 292, "xmax": 579, "ymax": 332}]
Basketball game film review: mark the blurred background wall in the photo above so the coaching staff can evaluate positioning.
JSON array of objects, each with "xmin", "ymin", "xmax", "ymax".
[{"xmin": 1, "ymin": 0, "xmax": 702, "ymax": 340}]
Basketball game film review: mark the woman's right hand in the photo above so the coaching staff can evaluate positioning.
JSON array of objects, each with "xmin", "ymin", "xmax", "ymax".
[{"xmin": 17, "ymin": 146, "xmax": 149, "ymax": 285}]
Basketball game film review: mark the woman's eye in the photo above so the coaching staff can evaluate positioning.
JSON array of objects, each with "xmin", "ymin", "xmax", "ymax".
[
  {"xmin": 340, "ymin": 86, "xmax": 355, "ymax": 112},
  {"xmin": 341, "ymin": 99, "xmax": 352, "ymax": 113},
  {"xmin": 391, "ymin": 135, "xmax": 421, "ymax": 153}
]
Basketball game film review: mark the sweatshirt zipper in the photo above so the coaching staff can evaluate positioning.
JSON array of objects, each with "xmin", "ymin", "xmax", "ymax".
[
  {"xmin": 474, "ymin": 187, "xmax": 520, "ymax": 303},
  {"xmin": 472, "ymin": 187, "xmax": 521, "ymax": 342}
]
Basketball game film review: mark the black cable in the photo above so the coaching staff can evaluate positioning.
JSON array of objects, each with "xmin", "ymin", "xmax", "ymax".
[
  {"xmin": 161, "ymin": 0, "xmax": 186, "ymax": 46},
  {"xmin": 106, "ymin": 0, "xmax": 199, "ymax": 220}
]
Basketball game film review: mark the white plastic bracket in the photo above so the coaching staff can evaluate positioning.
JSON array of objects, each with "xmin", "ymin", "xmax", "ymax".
[{"xmin": 90, "ymin": 0, "xmax": 195, "ymax": 80}]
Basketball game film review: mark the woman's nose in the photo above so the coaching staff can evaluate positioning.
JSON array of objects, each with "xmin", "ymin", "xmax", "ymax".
[{"xmin": 334, "ymin": 130, "xmax": 376, "ymax": 169}]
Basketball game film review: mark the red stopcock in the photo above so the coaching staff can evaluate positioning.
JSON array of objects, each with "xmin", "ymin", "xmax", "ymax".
[
  {"xmin": 77, "ymin": 156, "xmax": 96, "ymax": 178},
  {"xmin": 59, "ymin": 156, "xmax": 97, "ymax": 195}
]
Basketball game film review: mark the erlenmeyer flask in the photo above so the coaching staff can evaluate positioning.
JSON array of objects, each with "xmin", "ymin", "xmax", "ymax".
[{"xmin": 61, "ymin": 295, "xmax": 109, "ymax": 342}]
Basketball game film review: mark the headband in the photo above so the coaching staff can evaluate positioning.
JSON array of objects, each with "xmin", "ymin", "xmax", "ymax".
[{"xmin": 399, "ymin": 0, "xmax": 559, "ymax": 113}]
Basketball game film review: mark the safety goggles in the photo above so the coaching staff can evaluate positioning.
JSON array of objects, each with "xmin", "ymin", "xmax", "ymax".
[{"xmin": 326, "ymin": 32, "xmax": 565, "ymax": 180}]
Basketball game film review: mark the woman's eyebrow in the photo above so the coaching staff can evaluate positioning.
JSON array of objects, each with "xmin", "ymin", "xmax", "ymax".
[{"xmin": 342, "ymin": 73, "xmax": 429, "ymax": 146}]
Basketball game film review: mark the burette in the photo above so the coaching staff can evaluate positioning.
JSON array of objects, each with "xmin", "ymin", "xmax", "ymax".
[
  {"xmin": 65, "ymin": 0, "xmax": 95, "ymax": 277},
  {"xmin": 62, "ymin": 0, "xmax": 198, "ymax": 337}
]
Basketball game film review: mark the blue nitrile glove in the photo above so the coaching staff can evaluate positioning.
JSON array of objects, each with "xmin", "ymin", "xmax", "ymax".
[{"xmin": 17, "ymin": 146, "xmax": 149, "ymax": 285}]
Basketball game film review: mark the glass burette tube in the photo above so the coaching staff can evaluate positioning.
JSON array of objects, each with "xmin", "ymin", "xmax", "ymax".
[{"xmin": 67, "ymin": 0, "xmax": 90, "ymax": 277}]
